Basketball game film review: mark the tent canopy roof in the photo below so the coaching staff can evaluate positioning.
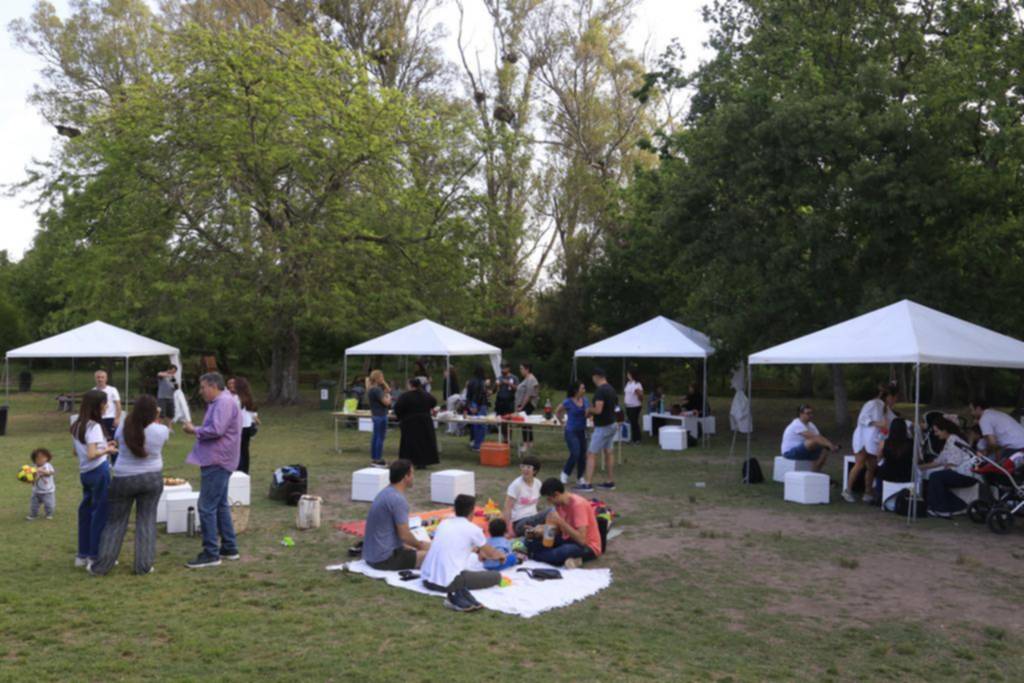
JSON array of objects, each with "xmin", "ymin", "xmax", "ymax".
[
  {"xmin": 749, "ymin": 300, "xmax": 1024, "ymax": 369},
  {"xmin": 574, "ymin": 316, "xmax": 715, "ymax": 359},
  {"xmin": 6, "ymin": 321, "xmax": 180, "ymax": 360},
  {"xmin": 345, "ymin": 319, "xmax": 500, "ymax": 357}
]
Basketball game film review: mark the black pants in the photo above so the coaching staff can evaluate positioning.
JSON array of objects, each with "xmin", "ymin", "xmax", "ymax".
[
  {"xmin": 239, "ymin": 426, "xmax": 254, "ymax": 474},
  {"xmin": 91, "ymin": 471, "xmax": 163, "ymax": 575},
  {"xmin": 424, "ymin": 570, "xmax": 501, "ymax": 593},
  {"xmin": 521, "ymin": 403, "xmax": 535, "ymax": 443},
  {"xmin": 625, "ymin": 407, "xmax": 642, "ymax": 443},
  {"xmin": 101, "ymin": 417, "xmax": 118, "ymax": 466}
]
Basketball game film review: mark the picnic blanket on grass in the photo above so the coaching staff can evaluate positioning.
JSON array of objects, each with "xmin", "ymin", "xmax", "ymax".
[
  {"xmin": 336, "ymin": 507, "xmax": 487, "ymax": 536},
  {"xmin": 327, "ymin": 559, "xmax": 612, "ymax": 618}
]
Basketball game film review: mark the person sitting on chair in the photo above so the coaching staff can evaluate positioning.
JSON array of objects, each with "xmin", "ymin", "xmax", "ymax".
[
  {"xmin": 780, "ymin": 404, "xmax": 840, "ymax": 473},
  {"xmin": 919, "ymin": 417, "xmax": 978, "ymax": 518}
]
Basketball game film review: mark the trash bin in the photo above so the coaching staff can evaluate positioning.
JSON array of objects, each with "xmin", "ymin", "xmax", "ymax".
[
  {"xmin": 0, "ymin": 405, "xmax": 8, "ymax": 436},
  {"xmin": 317, "ymin": 381, "xmax": 336, "ymax": 411}
]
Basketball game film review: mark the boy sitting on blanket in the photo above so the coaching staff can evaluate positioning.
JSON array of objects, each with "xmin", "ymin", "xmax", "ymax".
[
  {"xmin": 525, "ymin": 478, "xmax": 603, "ymax": 569},
  {"xmin": 483, "ymin": 519, "xmax": 522, "ymax": 571}
]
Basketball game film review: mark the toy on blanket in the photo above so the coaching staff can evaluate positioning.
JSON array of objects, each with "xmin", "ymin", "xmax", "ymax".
[
  {"xmin": 478, "ymin": 498, "xmax": 502, "ymax": 521},
  {"xmin": 17, "ymin": 465, "xmax": 37, "ymax": 484}
]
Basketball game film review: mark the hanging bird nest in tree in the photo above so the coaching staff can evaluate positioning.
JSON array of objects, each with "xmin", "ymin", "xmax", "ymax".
[
  {"xmin": 473, "ymin": 90, "xmax": 487, "ymax": 104},
  {"xmin": 501, "ymin": 51, "xmax": 519, "ymax": 64},
  {"xmin": 493, "ymin": 105, "xmax": 516, "ymax": 124}
]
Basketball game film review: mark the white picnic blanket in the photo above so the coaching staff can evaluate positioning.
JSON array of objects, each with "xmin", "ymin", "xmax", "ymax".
[{"xmin": 327, "ymin": 559, "xmax": 612, "ymax": 618}]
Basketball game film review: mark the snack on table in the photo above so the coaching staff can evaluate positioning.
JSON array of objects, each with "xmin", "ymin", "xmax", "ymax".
[{"xmin": 163, "ymin": 477, "xmax": 187, "ymax": 486}]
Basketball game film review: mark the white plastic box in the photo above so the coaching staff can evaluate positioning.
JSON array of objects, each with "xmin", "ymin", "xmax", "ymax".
[
  {"xmin": 659, "ymin": 426, "xmax": 686, "ymax": 451},
  {"xmin": 228, "ymin": 471, "xmax": 251, "ymax": 506},
  {"xmin": 699, "ymin": 416, "xmax": 717, "ymax": 436},
  {"xmin": 642, "ymin": 414, "xmax": 653, "ymax": 435},
  {"xmin": 841, "ymin": 455, "xmax": 857, "ymax": 492},
  {"xmin": 773, "ymin": 455, "xmax": 814, "ymax": 483},
  {"xmin": 430, "ymin": 469, "xmax": 475, "ymax": 504},
  {"xmin": 157, "ymin": 482, "xmax": 192, "ymax": 524},
  {"xmin": 784, "ymin": 471, "xmax": 830, "ymax": 505},
  {"xmin": 352, "ymin": 467, "xmax": 390, "ymax": 502},
  {"xmin": 166, "ymin": 490, "xmax": 201, "ymax": 533},
  {"xmin": 358, "ymin": 418, "xmax": 373, "ymax": 432}
]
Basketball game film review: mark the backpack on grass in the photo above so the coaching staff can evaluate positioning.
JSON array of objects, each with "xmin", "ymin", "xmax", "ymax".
[
  {"xmin": 742, "ymin": 457, "xmax": 764, "ymax": 484},
  {"xmin": 269, "ymin": 464, "xmax": 308, "ymax": 505}
]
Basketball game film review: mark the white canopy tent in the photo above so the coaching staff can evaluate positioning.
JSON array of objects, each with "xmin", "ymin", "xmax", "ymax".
[
  {"xmin": 747, "ymin": 300, "xmax": 1024, "ymax": 515},
  {"xmin": 342, "ymin": 319, "xmax": 502, "ymax": 400},
  {"xmin": 5, "ymin": 320, "xmax": 182, "ymax": 404},
  {"xmin": 573, "ymin": 315, "xmax": 716, "ymax": 418}
]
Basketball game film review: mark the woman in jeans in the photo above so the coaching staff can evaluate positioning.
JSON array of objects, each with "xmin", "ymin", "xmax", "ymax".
[
  {"xmin": 72, "ymin": 389, "xmax": 118, "ymax": 568},
  {"xmin": 920, "ymin": 417, "xmax": 978, "ymax": 519},
  {"xmin": 366, "ymin": 370, "xmax": 392, "ymax": 467},
  {"xmin": 555, "ymin": 381, "xmax": 589, "ymax": 486},
  {"xmin": 91, "ymin": 395, "xmax": 169, "ymax": 575}
]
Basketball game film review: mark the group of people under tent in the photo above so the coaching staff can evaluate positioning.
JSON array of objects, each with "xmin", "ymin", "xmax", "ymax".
[{"xmin": 779, "ymin": 381, "xmax": 1024, "ymax": 518}]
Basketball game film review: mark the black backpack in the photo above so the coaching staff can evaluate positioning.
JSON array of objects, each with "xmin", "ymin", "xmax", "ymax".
[
  {"xmin": 268, "ymin": 464, "xmax": 308, "ymax": 505},
  {"xmin": 742, "ymin": 457, "xmax": 764, "ymax": 484},
  {"xmin": 887, "ymin": 488, "xmax": 926, "ymax": 517}
]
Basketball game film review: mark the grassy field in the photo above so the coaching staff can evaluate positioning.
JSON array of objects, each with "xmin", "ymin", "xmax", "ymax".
[{"xmin": 0, "ymin": 372, "xmax": 1021, "ymax": 681}]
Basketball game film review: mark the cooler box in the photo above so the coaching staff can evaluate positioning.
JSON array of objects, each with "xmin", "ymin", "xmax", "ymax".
[
  {"xmin": 773, "ymin": 455, "xmax": 814, "ymax": 483},
  {"xmin": 430, "ymin": 469, "xmax": 475, "ymax": 504},
  {"xmin": 659, "ymin": 426, "xmax": 686, "ymax": 451},
  {"xmin": 157, "ymin": 482, "xmax": 192, "ymax": 524},
  {"xmin": 228, "ymin": 471, "xmax": 251, "ymax": 506},
  {"xmin": 480, "ymin": 442, "xmax": 510, "ymax": 467},
  {"xmin": 166, "ymin": 491, "xmax": 201, "ymax": 533},
  {"xmin": 352, "ymin": 467, "xmax": 390, "ymax": 502}
]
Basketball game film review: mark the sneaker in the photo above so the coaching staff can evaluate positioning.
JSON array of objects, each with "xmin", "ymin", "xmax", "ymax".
[
  {"xmin": 559, "ymin": 471, "xmax": 569, "ymax": 484},
  {"xmin": 573, "ymin": 483, "xmax": 594, "ymax": 492},
  {"xmin": 221, "ymin": 551, "xmax": 241, "ymax": 561},
  {"xmin": 840, "ymin": 489, "xmax": 856, "ymax": 503},
  {"xmin": 185, "ymin": 554, "xmax": 222, "ymax": 569},
  {"xmin": 458, "ymin": 588, "xmax": 484, "ymax": 611},
  {"xmin": 25, "ymin": 516, "xmax": 36, "ymax": 521},
  {"xmin": 74, "ymin": 556, "xmax": 90, "ymax": 568},
  {"xmin": 137, "ymin": 566, "xmax": 155, "ymax": 575},
  {"xmin": 597, "ymin": 482, "xmax": 616, "ymax": 491},
  {"xmin": 927, "ymin": 509, "xmax": 952, "ymax": 519},
  {"xmin": 370, "ymin": 460, "xmax": 387, "ymax": 469},
  {"xmin": 861, "ymin": 494, "xmax": 875, "ymax": 504},
  {"xmin": 45, "ymin": 515, "xmax": 54, "ymax": 520},
  {"xmin": 563, "ymin": 557, "xmax": 583, "ymax": 569},
  {"xmin": 443, "ymin": 591, "xmax": 478, "ymax": 612},
  {"xmin": 577, "ymin": 477, "xmax": 587, "ymax": 487}
]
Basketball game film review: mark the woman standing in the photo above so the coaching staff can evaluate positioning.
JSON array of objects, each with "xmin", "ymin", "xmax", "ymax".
[
  {"xmin": 393, "ymin": 378, "xmax": 439, "ymax": 469},
  {"xmin": 466, "ymin": 366, "xmax": 490, "ymax": 452},
  {"xmin": 90, "ymin": 395, "xmax": 168, "ymax": 575},
  {"xmin": 365, "ymin": 370, "xmax": 392, "ymax": 468},
  {"xmin": 234, "ymin": 377, "xmax": 259, "ymax": 474},
  {"xmin": 843, "ymin": 383, "xmax": 898, "ymax": 504},
  {"xmin": 920, "ymin": 417, "xmax": 978, "ymax": 518},
  {"xmin": 555, "ymin": 381, "xmax": 589, "ymax": 486},
  {"xmin": 72, "ymin": 389, "xmax": 117, "ymax": 569},
  {"xmin": 623, "ymin": 368, "xmax": 644, "ymax": 444}
]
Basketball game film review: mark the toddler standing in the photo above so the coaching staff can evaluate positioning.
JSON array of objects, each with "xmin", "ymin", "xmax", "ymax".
[{"xmin": 27, "ymin": 448, "xmax": 55, "ymax": 520}]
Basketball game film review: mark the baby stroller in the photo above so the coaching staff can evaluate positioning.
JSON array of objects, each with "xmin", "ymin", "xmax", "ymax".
[{"xmin": 966, "ymin": 451, "xmax": 1024, "ymax": 534}]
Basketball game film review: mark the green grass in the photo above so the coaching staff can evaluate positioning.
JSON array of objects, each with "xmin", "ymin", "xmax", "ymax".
[{"xmin": 0, "ymin": 371, "xmax": 1021, "ymax": 681}]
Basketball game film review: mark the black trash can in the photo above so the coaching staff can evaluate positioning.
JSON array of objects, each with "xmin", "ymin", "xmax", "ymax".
[{"xmin": 317, "ymin": 380, "xmax": 336, "ymax": 411}]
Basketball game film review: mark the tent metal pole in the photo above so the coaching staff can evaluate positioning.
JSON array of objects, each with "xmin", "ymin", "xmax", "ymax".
[
  {"xmin": 4, "ymin": 358, "xmax": 9, "ymax": 407},
  {"xmin": 445, "ymin": 354, "xmax": 450, "ymax": 398},
  {"xmin": 703, "ymin": 357, "xmax": 709, "ymax": 447},
  {"xmin": 342, "ymin": 354, "xmax": 348, "ymax": 407},
  {"xmin": 125, "ymin": 357, "xmax": 130, "ymax": 404},
  {"xmin": 572, "ymin": 356, "xmax": 577, "ymax": 382},
  {"xmin": 908, "ymin": 362, "xmax": 921, "ymax": 525},
  {"xmin": 745, "ymin": 362, "xmax": 752, "ymax": 483}
]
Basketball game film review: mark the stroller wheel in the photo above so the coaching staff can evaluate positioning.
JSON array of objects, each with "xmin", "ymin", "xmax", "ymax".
[
  {"xmin": 986, "ymin": 506, "xmax": 1015, "ymax": 535},
  {"xmin": 967, "ymin": 500, "xmax": 990, "ymax": 524}
]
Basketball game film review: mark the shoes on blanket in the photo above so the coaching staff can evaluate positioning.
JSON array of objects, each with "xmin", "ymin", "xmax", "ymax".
[{"xmin": 444, "ymin": 588, "xmax": 483, "ymax": 612}]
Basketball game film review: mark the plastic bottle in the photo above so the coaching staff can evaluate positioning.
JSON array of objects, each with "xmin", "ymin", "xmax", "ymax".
[
  {"xmin": 187, "ymin": 506, "xmax": 196, "ymax": 537},
  {"xmin": 542, "ymin": 524, "xmax": 557, "ymax": 548},
  {"xmin": 543, "ymin": 398, "xmax": 553, "ymax": 419}
]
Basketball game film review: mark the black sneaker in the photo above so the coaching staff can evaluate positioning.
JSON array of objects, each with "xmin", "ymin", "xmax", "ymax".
[
  {"xmin": 458, "ymin": 588, "xmax": 483, "ymax": 610},
  {"xmin": 597, "ymin": 481, "xmax": 616, "ymax": 491},
  {"xmin": 573, "ymin": 483, "xmax": 594, "ymax": 492},
  {"xmin": 370, "ymin": 460, "xmax": 387, "ymax": 469},
  {"xmin": 444, "ymin": 591, "xmax": 476, "ymax": 612},
  {"xmin": 185, "ymin": 554, "xmax": 222, "ymax": 569}
]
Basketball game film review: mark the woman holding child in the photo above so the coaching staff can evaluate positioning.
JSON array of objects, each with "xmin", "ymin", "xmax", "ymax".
[
  {"xmin": 91, "ymin": 395, "xmax": 168, "ymax": 575},
  {"xmin": 72, "ymin": 389, "xmax": 118, "ymax": 569}
]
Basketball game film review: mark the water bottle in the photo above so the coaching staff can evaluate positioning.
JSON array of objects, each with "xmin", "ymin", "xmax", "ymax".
[
  {"xmin": 187, "ymin": 506, "xmax": 196, "ymax": 537},
  {"xmin": 543, "ymin": 398, "xmax": 553, "ymax": 420}
]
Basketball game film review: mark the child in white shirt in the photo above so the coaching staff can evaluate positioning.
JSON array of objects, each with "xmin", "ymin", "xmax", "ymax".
[{"xmin": 27, "ymin": 448, "xmax": 56, "ymax": 520}]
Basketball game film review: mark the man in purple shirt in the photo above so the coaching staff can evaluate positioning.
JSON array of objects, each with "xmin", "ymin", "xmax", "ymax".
[{"xmin": 183, "ymin": 372, "xmax": 242, "ymax": 568}]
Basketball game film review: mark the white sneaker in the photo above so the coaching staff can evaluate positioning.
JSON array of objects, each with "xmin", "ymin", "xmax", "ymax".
[
  {"xmin": 564, "ymin": 557, "xmax": 583, "ymax": 569},
  {"xmin": 840, "ymin": 489, "xmax": 856, "ymax": 503},
  {"xmin": 559, "ymin": 472, "xmax": 569, "ymax": 484},
  {"xmin": 862, "ymin": 494, "xmax": 875, "ymax": 504},
  {"xmin": 577, "ymin": 477, "xmax": 586, "ymax": 486},
  {"xmin": 74, "ymin": 556, "xmax": 90, "ymax": 568}
]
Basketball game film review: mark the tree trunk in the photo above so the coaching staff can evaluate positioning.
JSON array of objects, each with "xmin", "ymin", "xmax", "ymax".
[
  {"xmin": 268, "ymin": 326, "xmax": 301, "ymax": 405},
  {"xmin": 799, "ymin": 365, "xmax": 814, "ymax": 397},
  {"xmin": 930, "ymin": 364, "xmax": 953, "ymax": 408},
  {"xmin": 830, "ymin": 364, "xmax": 849, "ymax": 429}
]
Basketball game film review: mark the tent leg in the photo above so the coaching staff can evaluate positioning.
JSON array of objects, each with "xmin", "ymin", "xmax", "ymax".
[
  {"xmin": 703, "ymin": 357, "xmax": 709, "ymax": 447},
  {"xmin": 125, "ymin": 357, "xmax": 130, "ymax": 403},
  {"xmin": 4, "ymin": 358, "xmax": 9, "ymax": 409},
  {"xmin": 908, "ymin": 363, "xmax": 922, "ymax": 525},
  {"xmin": 745, "ymin": 364, "xmax": 753, "ymax": 483}
]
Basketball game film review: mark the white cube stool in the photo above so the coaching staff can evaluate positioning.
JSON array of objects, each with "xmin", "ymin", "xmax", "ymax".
[
  {"xmin": 953, "ymin": 482, "xmax": 980, "ymax": 507},
  {"xmin": 157, "ymin": 482, "xmax": 192, "ymax": 524},
  {"xmin": 352, "ymin": 467, "xmax": 390, "ymax": 502},
  {"xmin": 358, "ymin": 417, "xmax": 373, "ymax": 432},
  {"xmin": 659, "ymin": 426, "xmax": 686, "ymax": 451},
  {"xmin": 784, "ymin": 471, "xmax": 830, "ymax": 505},
  {"xmin": 880, "ymin": 480, "xmax": 915, "ymax": 508},
  {"xmin": 773, "ymin": 455, "xmax": 813, "ymax": 483},
  {"xmin": 841, "ymin": 455, "xmax": 857, "ymax": 492},
  {"xmin": 642, "ymin": 414, "xmax": 653, "ymax": 435},
  {"xmin": 699, "ymin": 416, "xmax": 717, "ymax": 436},
  {"xmin": 166, "ymin": 491, "xmax": 201, "ymax": 533},
  {"xmin": 430, "ymin": 469, "xmax": 475, "ymax": 504},
  {"xmin": 228, "ymin": 471, "xmax": 251, "ymax": 506}
]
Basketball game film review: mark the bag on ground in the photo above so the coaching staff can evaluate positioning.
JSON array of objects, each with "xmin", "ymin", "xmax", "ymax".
[
  {"xmin": 269, "ymin": 464, "xmax": 308, "ymax": 505},
  {"xmin": 742, "ymin": 457, "xmax": 764, "ymax": 483}
]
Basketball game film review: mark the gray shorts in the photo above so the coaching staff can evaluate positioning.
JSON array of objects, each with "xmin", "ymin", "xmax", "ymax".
[
  {"xmin": 589, "ymin": 424, "xmax": 617, "ymax": 453},
  {"xmin": 368, "ymin": 547, "xmax": 417, "ymax": 571},
  {"xmin": 158, "ymin": 398, "xmax": 175, "ymax": 420}
]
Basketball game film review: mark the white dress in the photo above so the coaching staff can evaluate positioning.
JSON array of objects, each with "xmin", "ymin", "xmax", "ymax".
[{"xmin": 852, "ymin": 398, "xmax": 892, "ymax": 456}]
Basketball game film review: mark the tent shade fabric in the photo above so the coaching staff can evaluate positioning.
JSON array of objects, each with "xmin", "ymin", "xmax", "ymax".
[
  {"xmin": 6, "ymin": 321, "xmax": 180, "ymax": 361},
  {"xmin": 573, "ymin": 316, "xmax": 715, "ymax": 359},
  {"xmin": 748, "ymin": 300, "xmax": 1024, "ymax": 369},
  {"xmin": 345, "ymin": 319, "xmax": 501, "ymax": 377}
]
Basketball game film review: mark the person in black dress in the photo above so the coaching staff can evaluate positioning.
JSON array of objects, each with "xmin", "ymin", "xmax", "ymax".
[{"xmin": 393, "ymin": 378, "xmax": 439, "ymax": 470}]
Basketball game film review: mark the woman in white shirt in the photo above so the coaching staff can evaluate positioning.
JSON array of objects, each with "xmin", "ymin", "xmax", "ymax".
[
  {"xmin": 233, "ymin": 377, "xmax": 259, "ymax": 474},
  {"xmin": 91, "ymin": 395, "xmax": 169, "ymax": 575},
  {"xmin": 502, "ymin": 455, "xmax": 545, "ymax": 537},
  {"xmin": 72, "ymin": 389, "xmax": 118, "ymax": 568},
  {"xmin": 843, "ymin": 383, "xmax": 897, "ymax": 504},
  {"xmin": 920, "ymin": 417, "xmax": 978, "ymax": 518},
  {"xmin": 623, "ymin": 369, "xmax": 644, "ymax": 444}
]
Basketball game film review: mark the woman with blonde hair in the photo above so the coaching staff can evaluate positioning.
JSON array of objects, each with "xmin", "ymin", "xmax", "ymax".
[{"xmin": 366, "ymin": 370, "xmax": 392, "ymax": 468}]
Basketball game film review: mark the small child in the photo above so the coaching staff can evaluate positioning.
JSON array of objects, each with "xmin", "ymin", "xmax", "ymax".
[
  {"xmin": 483, "ymin": 519, "xmax": 519, "ymax": 571},
  {"xmin": 27, "ymin": 448, "xmax": 55, "ymax": 520}
]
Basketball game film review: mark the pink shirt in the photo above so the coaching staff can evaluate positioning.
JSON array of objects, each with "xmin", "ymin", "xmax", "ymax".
[{"xmin": 186, "ymin": 390, "xmax": 242, "ymax": 471}]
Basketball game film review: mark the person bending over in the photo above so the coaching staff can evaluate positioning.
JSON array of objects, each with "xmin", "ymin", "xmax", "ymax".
[
  {"xmin": 970, "ymin": 399, "xmax": 1024, "ymax": 460},
  {"xmin": 780, "ymin": 404, "xmax": 839, "ymax": 473},
  {"xmin": 526, "ymin": 478, "xmax": 603, "ymax": 568},
  {"xmin": 363, "ymin": 459, "xmax": 430, "ymax": 570}
]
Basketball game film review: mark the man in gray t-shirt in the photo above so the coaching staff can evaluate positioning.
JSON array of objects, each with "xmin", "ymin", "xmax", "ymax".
[
  {"xmin": 515, "ymin": 362, "xmax": 540, "ymax": 455},
  {"xmin": 363, "ymin": 459, "xmax": 430, "ymax": 570},
  {"xmin": 156, "ymin": 365, "xmax": 178, "ymax": 425}
]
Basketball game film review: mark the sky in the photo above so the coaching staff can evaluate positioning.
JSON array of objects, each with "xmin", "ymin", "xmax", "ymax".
[{"xmin": 0, "ymin": 0, "xmax": 712, "ymax": 260}]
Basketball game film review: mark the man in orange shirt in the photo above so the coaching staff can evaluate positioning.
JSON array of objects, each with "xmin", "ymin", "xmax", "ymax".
[{"xmin": 525, "ymin": 478, "xmax": 602, "ymax": 568}]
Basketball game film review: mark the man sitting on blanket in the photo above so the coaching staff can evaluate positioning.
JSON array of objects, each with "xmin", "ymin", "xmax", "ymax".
[
  {"xmin": 421, "ymin": 494, "xmax": 508, "ymax": 612},
  {"xmin": 525, "ymin": 479, "xmax": 602, "ymax": 569},
  {"xmin": 364, "ymin": 459, "xmax": 431, "ymax": 570}
]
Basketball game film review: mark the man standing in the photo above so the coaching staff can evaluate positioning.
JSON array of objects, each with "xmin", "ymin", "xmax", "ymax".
[
  {"xmin": 494, "ymin": 363, "xmax": 518, "ymax": 442},
  {"xmin": 970, "ymin": 398, "xmax": 1024, "ymax": 459},
  {"xmin": 577, "ymin": 368, "xmax": 617, "ymax": 492},
  {"xmin": 93, "ymin": 370, "xmax": 122, "ymax": 439},
  {"xmin": 515, "ymin": 362, "xmax": 540, "ymax": 456},
  {"xmin": 527, "ymin": 478, "xmax": 602, "ymax": 568},
  {"xmin": 363, "ymin": 459, "xmax": 430, "ymax": 570},
  {"xmin": 182, "ymin": 372, "xmax": 241, "ymax": 569},
  {"xmin": 780, "ymin": 404, "xmax": 840, "ymax": 473},
  {"xmin": 156, "ymin": 365, "xmax": 178, "ymax": 427}
]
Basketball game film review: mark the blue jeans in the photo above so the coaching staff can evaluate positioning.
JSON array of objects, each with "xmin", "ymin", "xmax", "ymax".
[
  {"xmin": 371, "ymin": 415, "xmax": 388, "ymax": 462},
  {"xmin": 198, "ymin": 466, "xmax": 238, "ymax": 559},
  {"xmin": 470, "ymin": 402, "xmax": 488, "ymax": 450},
  {"xmin": 78, "ymin": 461, "xmax": 110, "ymax": 559},
  {"xmin": 784, "ymin": 444, "xmax": 822, "ymax": 461},
  {"xmin": 526, "ymin": 536, "xmax": 597, "ymax": 566},
  {"xmin": 563, "ymin": 429, "xmax": 587, "ymax": 479}
]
